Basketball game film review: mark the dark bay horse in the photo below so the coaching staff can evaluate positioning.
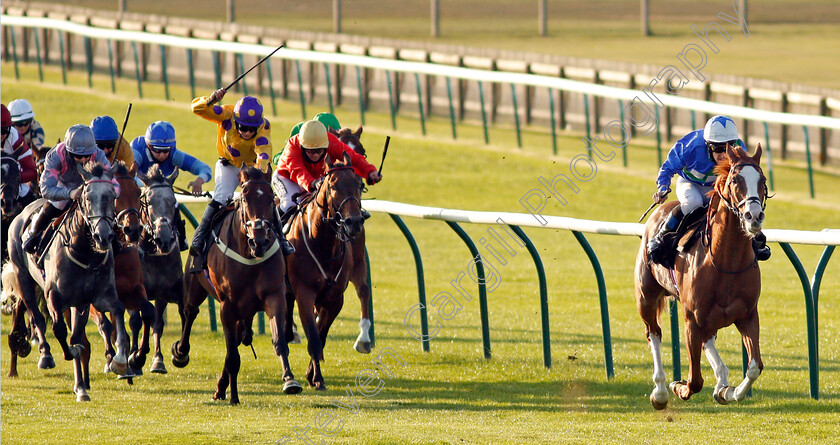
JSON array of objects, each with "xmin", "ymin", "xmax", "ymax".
[
  {"xmin": 2, "ymin": 153, "xmax": 24, "ymax": 262},
  {"xmin": 92, "ymin": 162, "xmax": 155, "ymax": 381},
  {"xmin": 333, "ymin": 127, "xmax": 373, "ymax": 353},
  {"xmin": 174, "ymin": 166, "xmax": 301, "ymax": 404},
  {"xmin": 286, "ymin": 153, "xmax": 366, "ymax": 390},
  {"xmin": 3, "ymin": 162, "xmax": 129, "ymax": 401},
  {"xmin": 635, "ymin": 144, "xmax": 767, "ymax": 409},
  {"xmin": 136, "ymin": 164, "xmax": 186, "ymax": 375}
]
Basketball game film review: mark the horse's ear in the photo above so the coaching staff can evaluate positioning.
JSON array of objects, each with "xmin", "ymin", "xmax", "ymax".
[
  {"xmin": 751, "ymin": 143, "xmax": 763, "ymax": 163},
  {"xmin": 342, "ymin": 151, "xmax": 352, "ymax": 166},
  {"xmin": 326, "ymin": 154, "xmax": 334, "ymax": 169},
  {"xmin": 725, "ymin": 143, "xmax": 739, "ymax": 161},
  {"xmin": 137, "ymin": 170, "xmax": 150, "ymax": 186},
  {"xmin": 128, "ymin": 162, "xmax": 138, "ymax": 177},
  {"xmin": 355, "ymin": 125, "xmax": 363, "ymax": 137},
  {"xmin": 328, "ymin": 128, "xmax": 340, "ymax": 137},
  {"xmin": 107, "ymin": 161, "xmax": 120, "ymax": 176},
  {"xmin": 166, "ymin": 167, "xmax": 179, "ymax": 185},
  {"xmin": 76, "ymin": 162, "xmax": 92, "ymax": 181}
]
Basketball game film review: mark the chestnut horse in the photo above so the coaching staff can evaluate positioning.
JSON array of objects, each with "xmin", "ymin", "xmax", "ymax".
[
  {"xmin": 174, "ymin": 166, "xmax": 301, "ymax": 404},
  {"xmin": 286, "ymin": 153, "xmax": 366, "ymax": 390},
  {"xmin": 635, "ymin": 144, "xmax": 767, "ymax": 409},
  {"xmin": 331, "ymin": 126, "xmax": 374, "ymax": 353}
]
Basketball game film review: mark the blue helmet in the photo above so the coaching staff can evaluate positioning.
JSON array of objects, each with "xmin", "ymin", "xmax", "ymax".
[
  {"xmin": 233, "ymin": 96, "xmax": 264, "ymax": 127},
  {"xmin": 90, "ymin": 116, "xmax": 120, "ymax": 142},
  {"xmin": 145, "ymin": 121, "xmax": 176, "ymax": 150}
]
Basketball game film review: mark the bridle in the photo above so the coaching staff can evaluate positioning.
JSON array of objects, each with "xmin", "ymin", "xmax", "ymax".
[
  {"xmin": 0, "ymin": 156, "xmax": 21, "ymax": 214},
  {"xmin": 238, "ymin": 179, "xmax": 276, "ymax": 243},
  {"xmin": 114, "ymin": 175, "xmax": 140, "ymax": 237},
  {"xmin": 314, "ymin": 165, "xmax": 362, "ymax": 243},
  {"xmin": 78, "ymin": 179, "xmax": 117, "ymax": 237},
  {"xmin": 139, "ymin": 182, "xmax": 177, "ymax": 254}
]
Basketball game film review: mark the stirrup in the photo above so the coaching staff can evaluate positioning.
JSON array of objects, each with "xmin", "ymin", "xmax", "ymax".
[
  {"xmin": 22, "ymin": 231, "xmax": 42, "ymax": 255},
  {"xmin": 281, "ymin": 239, "xmax": 296, "ymax": 255}
]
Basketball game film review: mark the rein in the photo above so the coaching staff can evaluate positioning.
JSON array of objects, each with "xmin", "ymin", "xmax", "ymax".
[
  {"xmin": 211, "ymin": 179, "xmax": 280, "ymax": 266},
  {"xmin": 115, "ymin": 175, "xmax": 140, "ymax": 237},
  {"xmin": 138, "ymin": 182, "xmax": 177, "ymax": 254}
]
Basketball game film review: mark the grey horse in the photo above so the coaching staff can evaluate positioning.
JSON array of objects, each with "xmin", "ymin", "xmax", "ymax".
[
  {"xmin": 136, "ymin": 164, "xmax": 186, "ymax": 374},
  {"xmin": 2, "ymin": 162, "xmax": 129, "ymax": 402}
]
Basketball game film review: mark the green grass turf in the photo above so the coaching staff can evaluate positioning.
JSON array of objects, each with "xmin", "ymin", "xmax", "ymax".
[
  {"xmin": 1, "ymin": 64, "xmax": 839, "ymax": 444},
  {"xmin": 35, "ymin": 0, "xmax": 840, "ymax": 89}
]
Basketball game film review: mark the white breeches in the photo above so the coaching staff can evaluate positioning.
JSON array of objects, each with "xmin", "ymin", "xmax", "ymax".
[
  {"xmin": 271, "ymin": 172, "xmax": 304, "ymax": 213},
  {"xmin": 676, "ymin": 176, "xmax": 713, "ymax": 214}
]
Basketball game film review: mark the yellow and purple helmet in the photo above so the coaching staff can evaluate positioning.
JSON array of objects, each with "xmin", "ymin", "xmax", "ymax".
[{"xmin": 233, "ymin": 96, "xmax": 264, "ymax": 127}]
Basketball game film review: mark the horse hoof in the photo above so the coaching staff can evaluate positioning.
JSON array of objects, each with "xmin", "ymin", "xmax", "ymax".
[
  {"xmin": 314, "ymin": 382, "xmax": 327, "ymax": 392},
  {"xmin": 283, "ymin": 380, "xmax": 303, "ymax": 395},
  {"xmin": 650, "ymin": 395, "xmax": 668, "ymax": 410},
  {"xmin": 171, "ymin": 342, "xmax": 189, "ymax": 368},
  {"xmin": 128, "ymin": 351, "xmax": 147, "ymax": 370},
  {"xmin": 76, "ymin": 393, "xmax": 91, "ymax": 402},
  {"xmin": 714, "ymin": 387, "xmax": 731, "ymax": 405},
  {"xmin": 213, "ymin": 392, "xmax": 226, "ymax": 401},
  {"xmin": 353, "ymin": 340, "xmax": 371, "ymax": 354},
  {"xmin": 110, "ymin": 358, "xmax": 128, "ymax": 376},
  {"xmin": 38, "ymin": 355, "xmax": 56, "ymax": 369},
  {"xmin": 151, "ymin": 356, "xmax": 168, "ymax": 374},
  {"xmin": 117, "ymin": 369, "xmax": 137, "ymax": 380}
]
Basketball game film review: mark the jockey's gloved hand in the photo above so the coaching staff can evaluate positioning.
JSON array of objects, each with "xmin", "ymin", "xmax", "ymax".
[
  {"xmin": 207, "ymin": 88, "xmax": 226, "ymax": 105},
  {"xmin": 652, "ymin": 189, "xmax": 669, "ymax": 204},
  {"xmin": 367, "ymin": 170, "xmax": 382, "ymax": 185},
  {"xmin": 309, "ymin": 177, "xmax": 324, "ymax": 192},
  {"xmin": 69, "ymin": 187, "xmax": 82, "ymax": 200}
]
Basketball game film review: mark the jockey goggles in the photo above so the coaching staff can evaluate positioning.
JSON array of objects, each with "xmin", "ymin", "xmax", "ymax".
[
  {"xmin": 96, "ymin": 139, "xmax": 117, "ymax": 150},
  {"xmin": 707, "ymin": 139, "xmax": 739, "ymax": 154},
  {"xmin": 13, "ymin": 119, "xmax": 33, "ymax": 128},
  {"xmin": 149, "ymin": 145, "xmax": 172, "ymax": 154},
  {"xmin": 236, "ymin": 122, "xmax": 260, "ymax": 134}
]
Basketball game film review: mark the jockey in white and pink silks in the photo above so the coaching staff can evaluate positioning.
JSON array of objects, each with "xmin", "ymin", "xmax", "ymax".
[{"xmin": 22, "ymin": 125, "xmax": 117, "ymax": 255}]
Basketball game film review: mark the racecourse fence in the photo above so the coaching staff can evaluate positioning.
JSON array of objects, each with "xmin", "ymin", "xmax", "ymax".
[
  {"xmin": 2, "ymin": 11, "xmax": 840, "ymax": 197},
  {"xmin": 176, "ymin": 195, "xmax": 839, "ymax": 400}
]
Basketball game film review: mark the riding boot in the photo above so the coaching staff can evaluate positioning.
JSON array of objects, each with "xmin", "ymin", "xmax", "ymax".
[
  {"xmin": 753, "ymin": 231, "xmax": 771, "ymax": 261},
  {"xmin": 188, "ymin": 200, "xmax": 224, "ymax": 273},
  {"xmin": 271, "ymin": 207, "xmax": 296, "ymax": 255},
  {"xmin": 647, "ymin": 207, "xmax": 683, "ymax": 257},
  {"xmin": 22, "ymin": 202, "xmax": 60, "ymax": 255},
  {"xmin": 174, "ymin": 209, "xmax": 188, "ymax": 252},
  {"xmin": 361, "ymin": 208, "xmax": 371, "ymax": 220}
]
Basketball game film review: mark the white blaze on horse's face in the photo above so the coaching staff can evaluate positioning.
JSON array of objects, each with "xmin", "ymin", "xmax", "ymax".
[{"xmin": 737, "ymin": 165, "xmax": 764, "ymax": 235}]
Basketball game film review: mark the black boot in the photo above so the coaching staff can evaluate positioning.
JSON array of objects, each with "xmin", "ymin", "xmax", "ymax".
[
  {"xmin": 647, "ymin": 208, "xmax": 683, "ymax": 258},
  {"xmin": 22, "ymin": 203, "xmax": 60, "ymax": 255},
  {"xmin": 175, "ymin": 210, "xmax": 188, "ymax": 252},
  {"xmin": 753, "ymin": 232, "xmax": 771, "ymax": 261},
  {"xmin": 188, "ymin": 201, "xmax": 224, "ymax": 273},
  {"xmin": 271, "ymin": 206, "xmax": 296, "ymax": 256}
]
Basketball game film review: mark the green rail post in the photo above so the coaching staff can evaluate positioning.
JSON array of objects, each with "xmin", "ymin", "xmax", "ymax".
[
  {"xmin": 294, "ymin": 60, "xmax": 307, "ymax": 120},
  {"xmin": 445, "ymin": 221, "xmax": 490, "ymax": 359},
  {"xmin": 571, "ymin": 231, "xmax": 614, "ymax": 379},
  {"xmin": 131, "ymin": 41, "xmax": 143, "ymax": 98},
  {"xmin": 763, "ymin": 122, "xmax": 775, "ymax": 191},
  {"xmin": 509, "ymin": 226, "xmax": 551, "ymax": 369},
  {"xmin": 84, "ymin": 37, "xmax": 93, "ymax": 88},
  {"xmin": 33, "ymin": 27, "xmax": 43, "ymax": 82},
  {"xmin": 364, "ymin": 247, "xmax": 375, "ymax": 347},
  {"xmin": 160, "ymin": 45, "xmax": 170, "ymax": 101},
  {"xmin": 266, "ymin": 60, "xmax": 278, "ymax": 116},
  {"xmin": 10, "ymin": 26, "xmax": 20, "ymax": 79},
  {"xmin": 655, "ymin": 107, "xmax": 662, "ymax": 167},
  {"xmin": 323, "ymin": 63, "xmax": 334, "ymax": 116},
  {"xmin": 584, "ymin": 94, "xmax": 591, "ymax": 157},
  {"xmin": 549, "ymin": 88, "xmax": 557, "ymax": 156},
  {"xmin": 212, "ymin": 51, "xmax": 222, "ymax": 92},
  {"xmin": 669, "ymin": 299, "xmax": 681, "ymax": 381},
  {"xmin": 186, "ymin": 49, "xmax": 196, "ymax": 99},
  {"xmin": 237, "ymin": 53, "xmax": 248, "ymax": 96},
  {"xmin": 690, "ymin": 110, "xmax": 696, "ymax": 131},
  {"xmin": 811, "ymin": 245, "xmax": 835, "ymax": 333},
  {"xmin": 58, "ymin": 31, "xmax": 66, "ymax": 84},
  {"xmin": 803, "ymin": 126, "xmax": 815, "ymax": 198},
  {"xmin": 179, "ymin": 204, "xmax": 216, "ymax": 332},
  {"xmin": 258, "ymin": 312, "xmax": 265, "ymax": 335},
  {"xmin": 445, "ymin": 77, "xmax": 457, "ymax": 140},
  {"xmin": 510, "ymin": 84, "xmax": 522, "ymax": 148},
  {"xmin": 386, "ymin": 70, "xmax": 397, "ymax": 130},
  {"xmin": 618, "ymin": 100, "xmax": 627, "ymax": 167},
  {"xmin": 478, "ymin": 81, "xmax": 490, "ymax": 144},
  {"xmin": 780, "ymin": 242, "xmax": 819, "ymax": 399},
  {"xmin": 389, "ymin": 214, "xmax": 429, "ymax": 352},
  {"xmin": 355, "ymin": 65, "xmax": 366, "ymax": 125},
  {"xmin": 414, "ymin": 73, "xmax": 426, "ymax": 135},
  {"xmin": 107, "ymin": 40, "xmax": 116, "ymax": 94}
]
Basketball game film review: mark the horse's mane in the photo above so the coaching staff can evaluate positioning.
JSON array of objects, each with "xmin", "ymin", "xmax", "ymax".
[
  {"xmin": 145, "ymin": 163, "xmax": 166, "ymax": 184},
  {"xmin": 713, "ymin": 157, "xmax": 733, "ymax": 190},
  {"xmin": 86, "ymin": 163, "xmax": 107, "ymax": 178}
]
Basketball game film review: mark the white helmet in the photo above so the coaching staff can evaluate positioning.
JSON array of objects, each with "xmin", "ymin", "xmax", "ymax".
[
  {"xmin": 8, "ymin": 99, "xmax": 35, "ymax": 122},
  {"xmin": 703, "ymin": 115, "xmax": 738, "ymax": 143}
]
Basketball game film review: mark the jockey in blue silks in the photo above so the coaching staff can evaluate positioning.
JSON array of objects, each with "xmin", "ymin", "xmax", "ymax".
[
  {"xmin": 648, "ymin": 115, "xmax": 770, "ymax": 261},
  {"xmin": 131, "ymin": 121, "xmax": 212, "ymax": 251}
]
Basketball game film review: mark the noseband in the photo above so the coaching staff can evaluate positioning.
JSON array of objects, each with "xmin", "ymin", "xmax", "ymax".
[
  {"xmin": 315, "ymin": 165, "xmax": 362, "ymax": 243},
  {"xmin": 716, "ymin": 162, "xmax": 767, "ymax": 223},
  {"xmin": 80, "ymin": 179, "xmax": 117, "ymax": 234},
  {"xmin": 239, "ymin": 179, "xmax": 275, "ymax": 238}
]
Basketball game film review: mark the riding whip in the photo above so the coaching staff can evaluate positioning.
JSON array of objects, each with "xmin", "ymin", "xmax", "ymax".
[
  {"xmin": 378, "ymin": 136, "xmax": 390, "ymax": 174},
  {"xmin": 114, "ymin": 103, "xmax": 132, "ymax": 162},
  {"xmin": 206, "ymin": 44, "xmax": 285, "ymax": 105},
  {"xmin": 637, "ymin": 202, "xmax": 658, "ymax": 223}
]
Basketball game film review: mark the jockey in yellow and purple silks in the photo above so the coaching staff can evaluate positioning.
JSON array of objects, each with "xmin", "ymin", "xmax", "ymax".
[{"xmin": 189, "ymin": 89, "xmax": 294, "ymax": 272}]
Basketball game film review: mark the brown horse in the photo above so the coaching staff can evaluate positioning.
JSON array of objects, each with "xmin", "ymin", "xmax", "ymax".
[
  {"xmin": 91, "ymin": 162, "xmax": 156, "ymax": 382},
  {"xmin": 333, "ymin": 127, "xmax": 373, "ymax": 353},
  {"xmin": 635, "ymin": 144, "xmax": 767, "ymax": 409},
  {"xmin": 174, "ymin": 166, "xmax": 301, "ymax": 404},
  {"xmin": 286, "ymin": 153, "xmax": 366, "ymax": 390}
]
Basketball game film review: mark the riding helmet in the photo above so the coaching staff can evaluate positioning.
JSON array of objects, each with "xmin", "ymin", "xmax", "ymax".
[
  {"xmin": 313, "ymin": 112, "xmax": 341, "ymax": 132},
  {"xmin": 64, "ymin": 124, "xmax": 99, "ymax": 156},
  {"xmin": 145, "ymin": 121, "xmax": 177, "ymax": 150},
  {"xmin": 8, "ymin": 99, "xmax": 35, "ymax": 122},
  {"xmin": 299, "ymin": 120, "xmax": 329, "ymax": 150},
  {"xmin": 233, "ymin": 96, "xmax": 264, "ymax": 127},
  {"xmin": 703, "ymin": 115, "xmax": 738, "ymax": 143},
  {"xmin": 90, "ymin": 116, "xmax": 120, "ymax": 142}
]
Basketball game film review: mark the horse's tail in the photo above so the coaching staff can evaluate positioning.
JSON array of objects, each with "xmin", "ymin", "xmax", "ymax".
[{"xmin": 1, "ymin": 261, "xmax": 20, "ymax": 315}]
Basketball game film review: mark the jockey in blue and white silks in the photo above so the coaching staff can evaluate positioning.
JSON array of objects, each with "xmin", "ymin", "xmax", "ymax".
[{"xmin": 648, "ymin": 115, "xmax": 770, "ymax": 261}]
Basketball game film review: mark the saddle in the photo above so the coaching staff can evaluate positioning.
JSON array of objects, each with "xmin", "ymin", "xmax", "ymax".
[
  {"xmin": 649, "ymin": 206, "xmax": 707, "ymax": 269},
  {"xmin": 30, "ymin": 207, "xmax": 74, "ymax": 269}
]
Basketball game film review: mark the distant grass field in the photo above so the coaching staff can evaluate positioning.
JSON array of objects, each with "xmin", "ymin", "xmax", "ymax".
[
  {"xmin": 1, "ymin": 64, "xmax": 840, "ymax": 444},
  {"xmin": 41, "ymin": 0, "xmax": 840, "ymax": 89}
]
